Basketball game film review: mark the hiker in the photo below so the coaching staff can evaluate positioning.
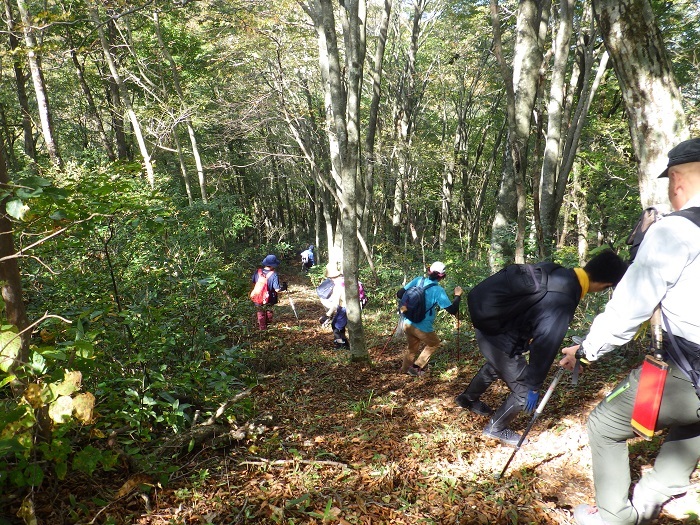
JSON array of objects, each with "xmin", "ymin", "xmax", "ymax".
[
  {"xmin": 250, "ymin": 254, "xmax": 286, "ymax": 330},
  {"xmin": 456, "ymin": 250, "xmax": 627, "ymax": 446},
  {"xmin": 318, "ymin": 261, "xmax": 349, "ymax": 349},
  {"xmin": 301, "ymin": 245, "xmax": 315, "ymax": 273},
  {"xmin": 396, "ymin": 262, "xmax": 462, "ymax": 377},
  {"xmin": 562, "ymin": 138, "xmax": 700, "ymax": 525}
]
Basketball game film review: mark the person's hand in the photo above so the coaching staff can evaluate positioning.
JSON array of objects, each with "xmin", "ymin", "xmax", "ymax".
[
  {"xmin": 280, "ymin": 281, "xmax": 288, "ymax": 291},
  {"xmin": 319, "ymin": 315, "xmax": 329, "ymax": 327},
  {"xmin": 559, "ymin": 344, "xmax": 580, "ymax": 371},
  {"xmin": 454, "ymin": 286, "xmax": 463, "ymax": 296},
  {"xmin": 525, "ymin": 390, "xmax": 540, "ymax": 413}
]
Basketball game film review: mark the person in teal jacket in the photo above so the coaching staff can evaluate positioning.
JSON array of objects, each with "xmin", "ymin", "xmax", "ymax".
[{"xmin": 396, "ymin": 262, "xmax": 462, "ymax": 377}]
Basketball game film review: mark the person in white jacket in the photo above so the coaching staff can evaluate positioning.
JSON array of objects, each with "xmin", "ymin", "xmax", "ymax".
[{"xmin": 561, "ymin": 137, "xmax": 700, "ymax": 525}]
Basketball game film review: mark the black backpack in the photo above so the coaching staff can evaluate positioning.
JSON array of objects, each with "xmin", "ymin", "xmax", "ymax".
[
  {"xmin": 627, "ymin": 206, "xmax": 700, "ymax": 262},
  {"xmin": 467, "ymin": 262, "xmax": 565, "ymax": 335},
  {"xmin": 399, "ymin": 278, "xmax": 438, "ymax": 323}
]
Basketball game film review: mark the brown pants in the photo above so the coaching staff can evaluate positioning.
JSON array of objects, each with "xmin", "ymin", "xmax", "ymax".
[{"xmin": 401, "ymin": 322, "xmax": 441, "ymax": 372}]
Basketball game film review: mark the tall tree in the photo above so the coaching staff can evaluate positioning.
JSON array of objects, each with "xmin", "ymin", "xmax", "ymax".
[
  {"xmin": 593, "ymin": 0, "xmax": 688, "ymax": 208},
  {"xmin": 153, "ymin": 9, "xmax": 208, "ymax": 203},
  {"xmin": 489, "ymin": 0, "xmax": 550, "ymax": 267},
  {"xmin": 89, "ymin": 2, "xmax": 155, "ymax": 186},
  {"xmin": 15, "ymin": 0, "xmax": 63, "ymax": 168},
  {"xmin": 301, "ymin": 0, "xmax": 368, "ymax": 360},
  {"xmin": 4, "ymin": 0, "xmax": 36, "ymax": 163}
]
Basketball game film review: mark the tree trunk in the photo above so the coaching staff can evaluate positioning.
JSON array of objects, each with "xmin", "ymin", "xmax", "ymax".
[
  {"xmin": 593, "ymin": 0, "xmax": 688, "ymax": 208},
  {"xmin": 68, "ymin": 40, "xmax": 116, "ymax": 162},
  {"xmin": 361, "ymin": 0, "xmax": 391, "ymax": 243},
  {"xmin": 0, "ymin": 143, "xmax": 30, "ymax": 372},
  {"xmin": 89, "ymin": 3, "xmax": 155, "ymax": 186},
  {"xmin": 4, "ymin": 0, "xmax": 36, "ymax": 163},
  {"xmin": 173, "ymin": 129, "xmax": 194, "ymax": 205},
  {"xmin": 16, "ymin": 0, "xmax": 62, "ymax": 169},
  {"xmin": 539, "ymin": 0, "xmax": 574, "ymax": 255},
  {"xmin": 301, "ymin": 0, "xmax": 368, "ymax": 360},
  {"xmin": 489, "ymin": 0, "xmax": 549, "ymax": 267},
  {"xmin": 102, "ymin": 21, "xmax": 129, "ymax": 160},
  {"xmin": 153, "ymin": 10, "xmax": 208, "ymax": 203}
]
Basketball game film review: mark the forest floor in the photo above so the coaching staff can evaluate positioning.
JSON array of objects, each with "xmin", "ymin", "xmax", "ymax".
[{"xmin": 20, "ymin": 273, "xmax": 700, "ymax": 524}]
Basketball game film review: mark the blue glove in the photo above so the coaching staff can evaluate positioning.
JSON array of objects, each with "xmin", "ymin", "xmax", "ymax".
[{"xmin": 525, "ymin": 390, "xmax": 540, "ymax": 413}]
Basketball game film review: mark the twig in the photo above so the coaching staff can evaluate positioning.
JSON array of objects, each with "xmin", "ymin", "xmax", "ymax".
[
  {"xmin": 201, "ymin": 387, "xmax": 255, "ymax": 426},
  {"xmin": 240, "ymin": 458, "xmax": 348, "ymax": 469}
]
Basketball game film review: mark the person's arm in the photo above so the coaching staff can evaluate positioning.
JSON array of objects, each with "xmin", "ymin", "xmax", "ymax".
[
  {"xmin": 443, "ymin": 286, "xmax": 463, "ymax": 315},
  {"xmin": 524, "ymin": 304, "xmax": 574, "ymax": 390},
  {"xmin": 580, "ymin": 221, "xmax": 688, "ymax": 362}
]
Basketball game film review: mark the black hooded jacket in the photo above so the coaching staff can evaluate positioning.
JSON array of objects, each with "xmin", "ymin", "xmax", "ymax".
[{"xmin": 481, "ymin": 266, "xmax": 582, "ymax": 390}]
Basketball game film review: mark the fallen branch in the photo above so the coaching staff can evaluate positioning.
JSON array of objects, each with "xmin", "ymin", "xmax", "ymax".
[
  {"xmin": 201, "ymin": 386, "xmax": 258, "ymax": 426},
  {"xmin": 240, "ymin": 458, "xmax": 348, "ymax": 469}
]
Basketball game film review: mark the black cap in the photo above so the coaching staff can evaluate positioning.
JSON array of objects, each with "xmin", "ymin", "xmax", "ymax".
[{"xmin": 659, "ymin": 138, "xmax": 700, "ymax": 178}]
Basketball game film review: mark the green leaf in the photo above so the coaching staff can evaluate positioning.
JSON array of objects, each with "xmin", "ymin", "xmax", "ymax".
[
  {"xmin": 49, "ymin": 210, "xmax": 67, "ymax": 221},
  {"xmin": 0, "ymin": 331, "xmax": 21, "ymax": 373},
  {"xmin": 5, "ymin": 199, "xmax": 29, "ymax": 220},
  {"xmin": 24, "ymin": 464, "xmax": 44, "ymax": 486},
  {"xmin": 55, "ymin": 461, "xmax": 68, "ymax": 480}
]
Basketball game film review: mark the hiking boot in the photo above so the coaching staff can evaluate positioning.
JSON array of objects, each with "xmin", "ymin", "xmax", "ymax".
[
  {"xmin": 632, "ymin": 483, "xmax": 673, "ymax": 524},
  {"xmin": 573, "ymin": 504, "xmax": 608, "ymax": 525},
  {"xmin": 455, "ymin": 394, "xmax": 494, "ymax": 416},
  {"xmin": 482, "ymin": 424, "xmax": 523, "ymax": 447},
  {"xmin": 406, "ymin": 364, "xmax": 426, "ymax": 377},
  {"xmin": 333, "ymin": 338, "xmax": 349, "ymax": 349}
]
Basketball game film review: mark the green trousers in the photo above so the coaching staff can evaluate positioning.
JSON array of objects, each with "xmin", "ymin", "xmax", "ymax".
[{"xmin": 587, "ymin": 361, "xmax": 700, "ymax": 524}]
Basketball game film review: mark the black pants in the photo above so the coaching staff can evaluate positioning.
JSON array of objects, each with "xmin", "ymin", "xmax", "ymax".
[{"xmin": 461, "ymin": 329, "xmax": 528, "ymax": 429}]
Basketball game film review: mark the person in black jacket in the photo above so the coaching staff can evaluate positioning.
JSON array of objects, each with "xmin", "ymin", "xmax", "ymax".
[{"xmin": 456, "ymin": 250, "xmax": 627, "ymax": 446}]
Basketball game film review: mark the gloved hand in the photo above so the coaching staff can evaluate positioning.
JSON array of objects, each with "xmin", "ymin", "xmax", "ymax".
[
  {"xmin": 280, "ymin": 281, "xmax": 288, "ymax": 291},
  {"xmin": 525, "ymin": 389, "xmax": 540, "ymax": 413},
  {"xmin": 319, "ymin": 315, "xmax": 329, "ymax": 326}
]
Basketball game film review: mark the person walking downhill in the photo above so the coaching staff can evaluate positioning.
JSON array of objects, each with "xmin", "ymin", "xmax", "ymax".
[
  {"xmin": 250, "ymin": 254, "xmax": 286, "ymax": 330},
  {"xmin": 561, "ymin": 138, "xmax": 700, "ymax": 525},
  {"xmin": 456, "ymin": 250, "xmax": 627, "ymax": 446},
  {"xmin": 318, "ymin": 261, "xmax": 349, "ymax": 349},
  {"xmin": 397, "ymin": 262, "xmax": 462, "ymax": 377},
  {"xmin": 301, "ymin": 245, "xmax": 315, "ymax": 273}
]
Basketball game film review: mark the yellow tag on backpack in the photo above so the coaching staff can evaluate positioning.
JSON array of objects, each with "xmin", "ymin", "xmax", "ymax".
[{"xmin": 631, "ymin": 355, "xmax": 668, "ymax": 440}]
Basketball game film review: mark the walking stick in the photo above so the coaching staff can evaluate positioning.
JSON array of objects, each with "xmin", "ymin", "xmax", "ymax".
[
  {"xmin": 286, "ymin": 290, "xmax": 300, "ymax": 325},
  {"xmin": 496, "ymin": 367, "xmax": 566, "ymax": 479},
  {"xmin": 456, "ymin": 308, "xmax": 461, "ymax": 361},
  {"xmin": 380, "ymin": 317, "xmax": 400, "ymax": 354}
]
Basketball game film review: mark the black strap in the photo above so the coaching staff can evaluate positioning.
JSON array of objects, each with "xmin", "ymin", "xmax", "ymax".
[
  {"xmin": 662, "ymin": 313, "xmax": 700, "ymax": 398},
  {"xmin": 670, "ymin": 206, "xmax": 700, "ymax": 227}
]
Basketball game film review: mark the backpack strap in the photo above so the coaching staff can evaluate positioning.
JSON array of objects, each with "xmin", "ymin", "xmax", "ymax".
[
  {"xmin": 421, "ymin": 278, "xmax": 439, "ymax": 316},
  {"xmin": 670, "ymin": 206, "xmax": 700, "ymax": 227},
  {"xmin": 662, "ymin": 313, "xmax": 700, "ymax": 399}
]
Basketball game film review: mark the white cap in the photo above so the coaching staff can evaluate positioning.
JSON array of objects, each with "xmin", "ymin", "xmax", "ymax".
[{"xmin": 429, "ymin": 261, "xmax": 446, "ymax": 275}]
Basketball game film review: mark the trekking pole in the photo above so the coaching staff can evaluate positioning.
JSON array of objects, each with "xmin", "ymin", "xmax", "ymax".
[
  {"xmin": 496, "ymin": 367, "xmax": 566, "ymax": 479},
  {"xmin": 456, "ymin": 308, "xmax": 461, "ymax": 361},
  {"xmin": 380, "ymin": 318, "xmax": 399, "ymax": 354},
  {"xmin": 286, "ymin": 290, "xmax": 300, "ymax": 325}
]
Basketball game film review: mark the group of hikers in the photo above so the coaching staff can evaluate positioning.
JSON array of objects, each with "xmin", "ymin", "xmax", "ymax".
[{"xmin": 249, "ymin": 139, "xmax": 700, "ymax": 525}]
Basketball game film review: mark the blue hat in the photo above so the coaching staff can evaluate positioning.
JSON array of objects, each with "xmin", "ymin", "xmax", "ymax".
[
  {"xmin": 261, "ymin": 254, "xmax": 280, "ymax": 268},
  {"xmin": 309, "ymin": 245, "xmax": 314, "ymax": 250}
]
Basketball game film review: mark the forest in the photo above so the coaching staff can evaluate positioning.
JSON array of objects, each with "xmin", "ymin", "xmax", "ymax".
[{"xmin": 1, "ymin": 0, "xmax": 700, "ymax": 523}]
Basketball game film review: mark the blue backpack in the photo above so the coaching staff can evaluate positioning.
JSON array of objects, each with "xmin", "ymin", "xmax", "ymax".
[{"xmin": 399, "ymin": 278, "xmax": 438, "ymax": 323}]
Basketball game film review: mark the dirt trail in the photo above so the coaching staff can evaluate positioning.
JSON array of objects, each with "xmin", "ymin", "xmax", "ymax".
[{"xmin": 28, "ymin": 272, "xmax": 700, "ymax": 524}]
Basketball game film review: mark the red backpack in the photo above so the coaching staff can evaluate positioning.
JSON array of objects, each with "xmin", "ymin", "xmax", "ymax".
[{"xmin": 250, "ymin": 269, "xmax": 271, "ymax": 305}]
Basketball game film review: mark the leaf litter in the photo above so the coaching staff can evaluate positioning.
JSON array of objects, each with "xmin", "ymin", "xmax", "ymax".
[{"xmin": 27, "ymin": 275, "xmax": 700, "ymax": 524}]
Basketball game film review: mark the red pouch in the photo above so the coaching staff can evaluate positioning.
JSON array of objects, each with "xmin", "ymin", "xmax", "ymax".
[{"xmin": 631, "ymin": 355, "xmax": 668, "ymax": 440}]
